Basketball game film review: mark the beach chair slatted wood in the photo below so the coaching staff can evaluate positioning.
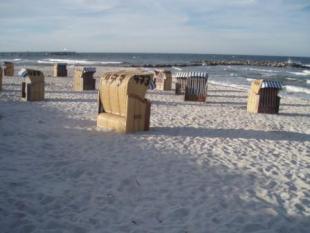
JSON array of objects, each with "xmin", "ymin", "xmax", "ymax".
[
  {"xmin": 4, "ymin": 62, "xmax": 14, "ymax": 76},
  {"xmin": 247, "ymin": 79, "xmax": 282, "ymax": 114},
  {"xmin": 19, "ymin": 69, "xmax": 45, "ymax": 101},
  {"xmin": 184, "ymin": 72, "xmax": 208, "ymax": 102},
  {"xmin": 154, "ymin": 69, "xmax": 172, "ymax": 91},
  {"xmin": 97, "ymin": 70, "xmax": 153, "ymax": 133},
  {"xmin": 175, "ymin": 72, "xmax": 188, "ymax": 95},
  {"xmin": 73, "ymin": 67, "xmax": 96, "ymax": 91},
  {"xmin": 53, "ymin": 63, "xmax": 67, "ymax": 77}
]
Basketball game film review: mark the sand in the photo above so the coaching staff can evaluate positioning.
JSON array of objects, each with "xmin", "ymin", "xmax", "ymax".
[{"xmin": 0, "ymin": 65, "xmax": 309, "ymax": 233}]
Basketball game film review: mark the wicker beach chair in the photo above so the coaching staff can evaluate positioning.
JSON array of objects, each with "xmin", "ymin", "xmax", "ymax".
[
  {"xmin": 4, "ymin": 62, "xmax": 14, "ymax": 76},
  {"xmin": 97, "ymin": 70, "xmax": 153, "ymax": 133},
  {"xmin": 184, "ymin": 72, "xmax": 208, "ymax": 102},
  {"xmin": 53, "ymin": 63, "xmax": 67, "ymax": 77},
  {"xmin": 175, "ymin": 72, "xmax": 188, "ymax": 95},
  {"xmin": 247, "ymin": 79, "xmax": 282, "ymax": 114},
  {"xmin": 154, "ymin": 69, "xmax": 172, "ymax": 91},
  {"xmin": 73, "ymin": 67, "xmax": 96, "ymax": 91},
  {"xmin": 19, "ymin": 69, "xmax": 45, "ymax": 101}
]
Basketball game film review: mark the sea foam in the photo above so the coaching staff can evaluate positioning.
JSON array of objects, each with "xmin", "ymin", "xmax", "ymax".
[
  {"xmin": 284, "ymin": 85, "xmax": 310, "ymax": 95},
  {"xmin": 209, "ymin": 80, "xmax": 248, "ymax": 90},
  {"xmin": 37, "ymin": 58, "xmax": 122, "ymax": 65},
  {"xmin": 247, "ymin": 67, "xmax": 280, "ymax": 73},
  {"xmin": 289, "ymin": 70, "xmax": 310, "ymax": 76}
]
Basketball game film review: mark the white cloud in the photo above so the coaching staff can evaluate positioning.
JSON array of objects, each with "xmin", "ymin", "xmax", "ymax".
[{"xmin": 0, "ymin": 0, "xmax": 309, "ymax": 56}]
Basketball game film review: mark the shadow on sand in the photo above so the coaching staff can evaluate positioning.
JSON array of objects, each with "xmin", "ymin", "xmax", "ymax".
[
  {"xmin": 45, "ymin": 90, "xmax": 97, "ymax": 94},
  {"xmin": 282, "ymin": 103, "xmax": 310, "ymax": 107},
  {"xmin": 152, "ymin": 100, "xmax": 246, "ymax": 107},
  {"xmin": 46, "ymin": 98, "xmax": 96, "ymax": 103},
  {"xmin": 279, "ymin": 112, "xmax": 310, "ymax": 118},
  {"xmin": 208, "ymin": 94, "xmax": 248, "ymax": 99},
  {"xmin": 147, "ymin": 127, "xmax": 309, "ymax": 142},
  {"xmin": 208, "ymin": 89, "xmax": 245, "ymax": 93},
  {"xmin": 0, "ymin": 89, "xmax": 20, "ymax": 93}
]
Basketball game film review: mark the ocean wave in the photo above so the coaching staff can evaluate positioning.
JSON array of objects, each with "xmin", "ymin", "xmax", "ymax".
[
  {"xmin": 284, "ymin": 85, "xmax": 310, "ymax": 95},
  {"xmin": 172, "ymin": 66, "xmax": 183, "ymax": 71},
  {"xmin": 209, "ymin": 80, "xmax": 248, "ymax": 90},
  {"xmin": 246, "ymin": 78, "xmax": 255, "ymax": 82},
  {"xmin": 289, "ymin": 70, "xmax": 310, "ymax": 76},
  {"xmin": 247, "ymin": 67, "xmax": 279, "ymax": 73},
  {"xmin": 307, "ymin": 80, "xmax": 310, "ymax": 84},
  {"xmin": 1, "ymin": 58, "xmax": 22, "ymax": 62},
  {"xmin": 37, "ymin": 58, "xmax": 123, "ymax": 65}
]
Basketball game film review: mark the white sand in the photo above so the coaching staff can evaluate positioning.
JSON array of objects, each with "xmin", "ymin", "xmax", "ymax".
[{"xmin": 0, "ymin": 65, "xmax": 310, "ymax": 233}]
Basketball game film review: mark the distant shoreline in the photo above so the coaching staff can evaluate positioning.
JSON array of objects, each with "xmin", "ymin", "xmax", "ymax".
[
  {"xmin": 0, "ymin": 51, "xmax": 310, "ymax": 58},
  {"xmin": 130, "ymin": 60, "xmax": 310, "ymax": 69},
  {"xmin": 2, "ymin": 52, "xmax": 310, "ymax": 69},
  {"xmin": 10, "ymin": 60, "xmax": 310, "ymax": 69}
]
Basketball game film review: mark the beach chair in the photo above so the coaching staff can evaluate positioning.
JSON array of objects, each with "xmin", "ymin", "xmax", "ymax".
[
  {"xmin": 0, "ymin": 66, "xmax": 2, "ymax": 91},
  {"xmin": 4, "ymin": 62, "xmax": 14, "ymax": 76},
  {"xmin": 175, "ymin": 72, "xmax": 188, "ymax": 95},
  {"xmin": 184, "ymin": 72, "xmax": 208, "ymax": 102},
  {"xmin": 73, "ymin": 67, "xmax": 96, "ymax": 91},
  {"xmin": 97, "ymin": 70, "xmax": 153, "ymax": 133},
  {"xmin": 154, "ymin": 69, "xmax": 172, "ymax": 91},
  {"xmin": 53, "ymin": 63, "xmax": 67, "ymax": 77},
  {"xmin": 20, "ymin": 69, "xmax": 45, "ymax": 101},
  {"xmin": 247, "ymin": 79, "xmax": 282, "ymax": 114}
]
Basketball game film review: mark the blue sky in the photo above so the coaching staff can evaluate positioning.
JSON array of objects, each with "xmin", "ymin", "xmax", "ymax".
[{"xmin": 0, "ymin": 0, "xmax": 309, "ymax": 56}]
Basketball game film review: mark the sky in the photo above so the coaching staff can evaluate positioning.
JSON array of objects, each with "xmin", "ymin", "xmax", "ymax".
[{"xmin": 0, "ymin": 0, "xmax": 309, "ymax": 56}]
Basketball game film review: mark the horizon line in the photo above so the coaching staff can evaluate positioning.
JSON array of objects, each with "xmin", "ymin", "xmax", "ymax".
[{"xmin": 0, "ymin": 51, "xmax": 309, "ymax": 59}]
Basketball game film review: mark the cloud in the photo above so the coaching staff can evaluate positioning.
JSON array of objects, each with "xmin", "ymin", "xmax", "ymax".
[{"xmin": 0, "ymin": 0, "xmax": 309, "ymax": 56}]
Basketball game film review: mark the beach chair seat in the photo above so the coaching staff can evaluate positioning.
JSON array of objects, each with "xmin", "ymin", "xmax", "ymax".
[
  {"xmin": 53, "ymin": 63, "xmax": 67, "ymax": 77},
  {"xmin": 19, "ymin": 69, "xmax": 45, "ymax": 101},
  {"xmin": 73, "ymin": 67, "xmax": 96, "ymax": 91},
  {"xmin": 247, "ymin": 79, "xmax": 282, "ymax": 114},
  {"xmin": 97, "ymin": 70, "xmax": 153, "ymax": 133},
  {"xmin": 154, "ymin": 69, "xmax": 172, "ymax": 91},
  {"xmin": 184, "ymin": 72, "xmax": 208, "ymax": 102},
  {"xmin": 4, "ymin": 62, "xmax": 14, "ymax": 76}
]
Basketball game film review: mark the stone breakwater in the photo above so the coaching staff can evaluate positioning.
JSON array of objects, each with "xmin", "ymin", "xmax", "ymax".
[
  {"xmin": 129, "ymin": 60, "xmax": 309, "ymax": 69},
  {"xmin": 203, "ymin": 60, "xmax": 287, "ymax": 67}
]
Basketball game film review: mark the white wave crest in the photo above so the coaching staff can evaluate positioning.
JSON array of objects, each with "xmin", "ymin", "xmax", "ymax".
[
  {"xmin": 172, "ymin": 66, "xmax": 183, "ymax": 71},
  {"xmin": 246, "ymin": 78, "xmax": 255, "ymax": 82},
  {"xmin": 37, "ymin": 58, "xmax": 122, "ymax": 65},
  {"xmin": 0, "ymin": 58, "xmax": 22, "ymax": 62},
  {"xmin": 247, "ymin": 67, "xmax": 279, "ymax": 73},
  {"xmin": 307, "ymin": 80, "xmax": 310, "ymax": 84},
  {"xmin": 209, "ymin": 80, "xmax": 248, "ymax": 90},
  {"xmin": 289, "ymin": 70, "xmax": 310, "ymax": 76},
  {"xmin": 284, "ymin": 85, "xmax": 310, "ymax": 95}
]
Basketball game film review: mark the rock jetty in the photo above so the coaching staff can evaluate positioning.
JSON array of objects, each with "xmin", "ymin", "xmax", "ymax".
[{"xmin": 128, "ymin": 60, "xmax": 307, "ymax": 69}]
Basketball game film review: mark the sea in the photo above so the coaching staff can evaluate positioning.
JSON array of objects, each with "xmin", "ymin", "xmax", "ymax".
[{"xmin": 1, "ymin": 52, "xmax": 310, "ymax": 99}]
